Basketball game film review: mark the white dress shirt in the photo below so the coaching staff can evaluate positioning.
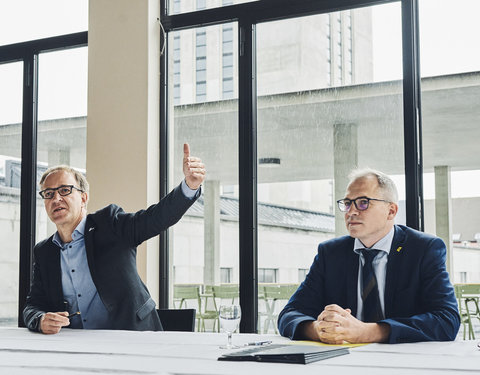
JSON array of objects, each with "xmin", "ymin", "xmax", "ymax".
[{"xmin": 353, "ymin": 227, "xmax": 395, "ymax": 321}]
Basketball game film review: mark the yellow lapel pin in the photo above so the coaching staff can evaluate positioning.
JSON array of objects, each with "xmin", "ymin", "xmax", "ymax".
[{"xmin": 396, "ymin": 246, "xmax": 402, "ymax": 252}]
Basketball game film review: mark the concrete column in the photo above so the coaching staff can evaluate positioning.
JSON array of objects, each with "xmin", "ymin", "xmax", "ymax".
[
  {"xmin": 87, "ymin": 0, "xmax": 160, "ymax": 301},
  {"xmin": 333, "ymin": 123, "xmax": 358, "ymax": 237},
  {"xmin": 434, "ymin": 166, "xmax": 454, "ymax": 276},
  {"xmin": 203, "ymin": 180, "xmax": 220, "ymax": 286}
]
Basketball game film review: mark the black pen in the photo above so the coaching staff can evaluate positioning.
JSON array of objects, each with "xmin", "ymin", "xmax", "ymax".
[
  {"xmin": 245, "ymin": 340, "xmax": 272, "ymax": 346},
  {"xmin": 68, "ymin": 312, "xmax": 81, "ymax": 319}
]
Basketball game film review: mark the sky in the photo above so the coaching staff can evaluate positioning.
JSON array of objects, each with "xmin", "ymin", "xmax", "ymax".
[{"xmin": 0, "ymin": 0, "xmax": 480, "ymax": 198}]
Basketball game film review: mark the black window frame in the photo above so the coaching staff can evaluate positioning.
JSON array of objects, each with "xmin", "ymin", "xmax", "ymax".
[
  {"xmin": 0, "ymin": 32, "xmax": 88, "ymax": 327},
  {"xmin": 159, "ymin": 0, "xmax": 423, "ymax": 333}
]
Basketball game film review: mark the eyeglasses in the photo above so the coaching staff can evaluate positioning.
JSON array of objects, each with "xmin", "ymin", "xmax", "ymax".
[
  {"xmin": 336, "ymin": 196, "xmax": 390, "ymax": 212},
  {"xmin": 39, "ymin": 185, "xmax": 84, "ymax": 199}
]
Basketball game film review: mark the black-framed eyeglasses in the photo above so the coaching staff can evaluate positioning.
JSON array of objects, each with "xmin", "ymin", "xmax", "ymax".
[
  {"xmin": 39, "ymin": 185, "xmax": 84, "ymax": 199},
  {"xmin": 336, "ymin": 196, "xmax": 391, "ymax": 212}
]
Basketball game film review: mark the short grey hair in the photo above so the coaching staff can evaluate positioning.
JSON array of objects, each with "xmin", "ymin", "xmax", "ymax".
[
  {"xmin": 39, "ymin": 165, "xmax": 89, "ymax": 203},
  {"xmin": 347, "ymin": 168, "xmax": 398, "ymax": 203}
]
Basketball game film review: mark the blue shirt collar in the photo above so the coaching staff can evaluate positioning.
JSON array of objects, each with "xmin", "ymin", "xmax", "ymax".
[
  {"xmin": 353, "ymin": 226, "xmax": 395, "ymax": 254},
  {"xmin": 53, "ymin": 216, "xmax": 87, "ymax": 247}
]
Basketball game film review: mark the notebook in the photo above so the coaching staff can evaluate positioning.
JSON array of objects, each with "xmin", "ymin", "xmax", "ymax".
[{"xmin": 218, "ymin": 344, "xmax": 349, "ymax": 364}]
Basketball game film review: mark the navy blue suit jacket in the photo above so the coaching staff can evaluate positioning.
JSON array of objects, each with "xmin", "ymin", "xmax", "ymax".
[
  {"xmin": 23, "ymin": 183, "xmax": 197, "ymax": 332},
  {"xmin": 278, "ymin": 225, "xmax": 460, "ymax": 343}
]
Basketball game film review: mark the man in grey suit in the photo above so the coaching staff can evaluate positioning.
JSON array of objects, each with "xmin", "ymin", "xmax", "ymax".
[{"xmin": 24, "ymin": 144, "xmax": 205, "ymax": 334}]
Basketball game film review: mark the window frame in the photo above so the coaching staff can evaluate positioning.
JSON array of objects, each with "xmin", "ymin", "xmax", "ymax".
[
  {"xmin": 159, "ymin": 0, "xmax": 423, "ymax": 333},
  {"xmin": 0, "ymin": 32, "xmax": 88, "ymax": 327}
]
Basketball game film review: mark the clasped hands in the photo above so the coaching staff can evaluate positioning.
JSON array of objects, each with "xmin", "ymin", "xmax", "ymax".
[{"xmin": 303, "ymin": 304, "xmax": 390, "ymax": 344}]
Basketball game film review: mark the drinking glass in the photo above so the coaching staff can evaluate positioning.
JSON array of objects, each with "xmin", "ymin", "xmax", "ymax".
[{"xmin": 218, "ymin": 304, "xmax": 241, "ymax": 349}]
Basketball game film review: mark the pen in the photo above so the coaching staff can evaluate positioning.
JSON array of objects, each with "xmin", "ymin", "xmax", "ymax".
[
  {"xmin": 68, "ymin": 312, "xmax": 81, "ymax": 319},
  {"xmin": 245, "ymin": 340, "xmax": 272, "ymax": 346}
]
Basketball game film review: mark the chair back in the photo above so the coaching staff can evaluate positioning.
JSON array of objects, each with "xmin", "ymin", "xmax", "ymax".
[
  {"xmin": 455, "ymin": 284, "xmax": 480, "ymax": 297},
  {"xmin": 173, "ymin": 284, "xmax": 202, "ymax": 309},
  {"xmin": 157, "ymin": 309, "xmax": 196, "ymax": 332},
  {"xmin": 454, "ymin": 284, "xmax": 480, "ymax": 340},
  {"xmin": 211, "ymin": 284, "xmax": 239, "ymax": 304},
  {"xmin": 263, "ymin": 284, "xmax": 298, "ymax": 300}
]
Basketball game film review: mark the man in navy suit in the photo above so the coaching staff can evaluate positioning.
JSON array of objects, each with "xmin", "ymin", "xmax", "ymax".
[
  {"xmin": 278, "ymin": 169, "xmax": 460, "ymax": 344},
  {"xmin": 23, "ymin": 144, "xmax": 205, "ymax": 334}
]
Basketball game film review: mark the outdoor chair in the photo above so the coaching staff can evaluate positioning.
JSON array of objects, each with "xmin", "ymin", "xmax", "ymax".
[
  {"xmin": 454, "ymin": 284, "xmax": 480, "ymax": 340},
  {"xmin": 261, "ymin": 284, "xmax": 299, "ymax": 334}
]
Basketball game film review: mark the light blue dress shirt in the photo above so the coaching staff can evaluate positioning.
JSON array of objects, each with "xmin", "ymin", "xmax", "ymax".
[
  {"xmin": 53, "ymin": 179, "xmax": 198, "ymax": 329},
  {"xmin": 54, "ymin": 217, "xmax": 111, "ymax": 329},
  {"xmin": 353, "ymin": 227, "xmax": 395, "ymax": 321}
]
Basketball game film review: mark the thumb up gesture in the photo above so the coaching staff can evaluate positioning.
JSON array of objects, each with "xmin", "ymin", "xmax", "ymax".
[{"xmin": 183, "ymin": 143, "xmax": 206, "ymax": 190}]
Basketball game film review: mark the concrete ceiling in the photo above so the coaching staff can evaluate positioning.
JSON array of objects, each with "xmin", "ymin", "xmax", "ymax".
[
  {"xmin": 1, "ymin": 72, "xmax": 479, "ymax": 186},
  {"xmin": 173, "ymin": 72, "xmax": 480, "ymax": 184}
]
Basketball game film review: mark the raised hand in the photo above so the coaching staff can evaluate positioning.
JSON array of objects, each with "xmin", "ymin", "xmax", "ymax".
[{"xmin": 183, "ymin": 143, "xmax": 206, "ymax": 190}]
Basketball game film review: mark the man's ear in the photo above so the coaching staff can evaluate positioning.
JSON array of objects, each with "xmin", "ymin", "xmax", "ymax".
[
  {"xmin": 387, "ymin": 202, "xmax": 398, "ymax": 220},
  {"xmin": 81, "ymin": 192, "xmax": 88, "ymax": 208}
]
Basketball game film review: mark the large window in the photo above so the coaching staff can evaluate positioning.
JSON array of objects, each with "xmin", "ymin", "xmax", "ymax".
[
  {"xmin": 168, "ymin": 23, "xmax": 239, "ymax": 330},
  {"xmin": 36, "ymin": 47, "xmax": 88, "ymax": 240},
  {"xmin": 160, "ymin": 0, "xmax": 431, "ymax": 334},
  {"xmin": 0, "ymin": 1, "xmax": 88, "ymax": 327},
  {"xmin": 0, "ymin": 62, "xmax": 23, "ymax": 326},
  {"xmin": 256, "ymin": 3, "xmax": 404, "ymax": 332},
  {"xmin": 420, "ymin": 0, "xmax": 480, "ymax": 283}
]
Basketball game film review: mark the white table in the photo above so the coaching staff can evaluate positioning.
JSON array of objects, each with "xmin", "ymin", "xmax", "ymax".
[{"xmin": 1, "ymin": 327, "xmax": 479, "ymax": 374}]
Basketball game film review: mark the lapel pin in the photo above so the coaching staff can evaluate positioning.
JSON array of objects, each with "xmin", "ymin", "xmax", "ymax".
[
  {"xmin": 88, "ymin": 227, "xmax": 95, "ymax": 232},
  {"xmin": 396, "ymin": 246, "xmax": 402, "ymax": 252}
]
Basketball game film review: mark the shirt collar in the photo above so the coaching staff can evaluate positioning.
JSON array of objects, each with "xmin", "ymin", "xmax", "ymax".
[
  {"xmin": 52, "ymin": 216, "xmax": 87, "ymax": 247},
  {"xmin": 353, "ymin": 226, "xmax": 395, "ymax": 254}
]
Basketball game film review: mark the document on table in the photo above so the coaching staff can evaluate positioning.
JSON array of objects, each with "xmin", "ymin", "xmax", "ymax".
[{"xmin": 218, "ymin": 344, "xmax": 349, "ymax": 364}]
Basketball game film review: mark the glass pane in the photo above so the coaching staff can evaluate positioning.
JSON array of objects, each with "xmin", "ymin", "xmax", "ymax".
[
  {"xmin": 168, "ymin": 0, "xmax": 257, "ymax": 15},
  {"xmin": 168, "ymin": 23, "xmax": 239, "ymax": 332},
  {"xmin": 0, "ymin": 0, "xmax": 88, "ymax": 46},
  {"xmin": 420, "ymin": 0, "xmax": 480, "ymax": 284},
  {"xmin": 256, "ymin": 3, "xmax": 404, "ymax": 333},
  {"xmin": 36, "ymin": 47, "xmax": 88, "ymax": 240},
  {"xmin": 0, "ymin": 61, "xmax": 23, "ymax": 326}
]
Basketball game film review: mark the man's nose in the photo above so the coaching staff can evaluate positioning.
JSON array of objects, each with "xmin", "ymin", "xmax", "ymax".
[
  {"xmin": 346, "ymin": 203, "xmax": 359, "ymax": 215},
  {"xmin": 51, "ymin": 190, "xmax": 64, "ymax": 201}
]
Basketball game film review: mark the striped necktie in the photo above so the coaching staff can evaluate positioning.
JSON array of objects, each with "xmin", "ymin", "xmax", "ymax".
[{"xmin": 360, "ymin": 249, "xmax": 384, "ymax": 322}]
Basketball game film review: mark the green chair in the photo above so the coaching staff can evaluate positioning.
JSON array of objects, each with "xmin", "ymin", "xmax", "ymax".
[
  {"xmin": 211, "ymin": 284, "xmax": 240, "ymax": 332},
  {"xmin": 262, "ymin": 284, "xmax": 299, "ymax": 334},
  {"xmin": 174, "ymin": 284, "xmax": 219, "ymax": 332},
  {"xmin": 454, "ymin": 284, "xmax": 480, "ymax": 340},
  {"xmin": 173, "ymin": 284, "xmax": 202, "ymax": 331},
  {"xmin": 198, "ymin": 285, "xmax": 220, "ymax": 332}
]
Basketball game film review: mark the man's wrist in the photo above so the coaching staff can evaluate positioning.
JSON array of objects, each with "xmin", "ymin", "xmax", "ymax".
[
  {"xmin": 181, "ymin": 179, "xmax": 199, "ymax": 199},
  {"xmin": 35, "ymin": 313, "xmax": 45, "ymax": 333},
  {"xmin": 298, "ymin": 320, "xmax": 319, "ymax": 341},
  {"xmin": 364, "ymin": 322, "xmax": 390, "ymax": 343}
]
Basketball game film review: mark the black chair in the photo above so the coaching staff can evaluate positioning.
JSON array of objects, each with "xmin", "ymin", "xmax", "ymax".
[{"xmin": 157, "ymin": 308, "xmax": 196, "ymax": 332}]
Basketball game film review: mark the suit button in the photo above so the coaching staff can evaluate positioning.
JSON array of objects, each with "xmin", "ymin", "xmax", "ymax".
[{"xmin": 71, "ymin": 269, "xmax": 75, "ymax": 272}]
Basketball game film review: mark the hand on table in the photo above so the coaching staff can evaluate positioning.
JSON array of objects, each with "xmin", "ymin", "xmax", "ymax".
[{"xmin": 39, "ymin": 311, "xmax": 70, "ymax": 334}]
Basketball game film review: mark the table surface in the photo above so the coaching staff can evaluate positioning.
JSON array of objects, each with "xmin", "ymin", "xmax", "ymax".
[{"xmin": 1, "ymin": 327, "xmax": 479, "ymax": 375}]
